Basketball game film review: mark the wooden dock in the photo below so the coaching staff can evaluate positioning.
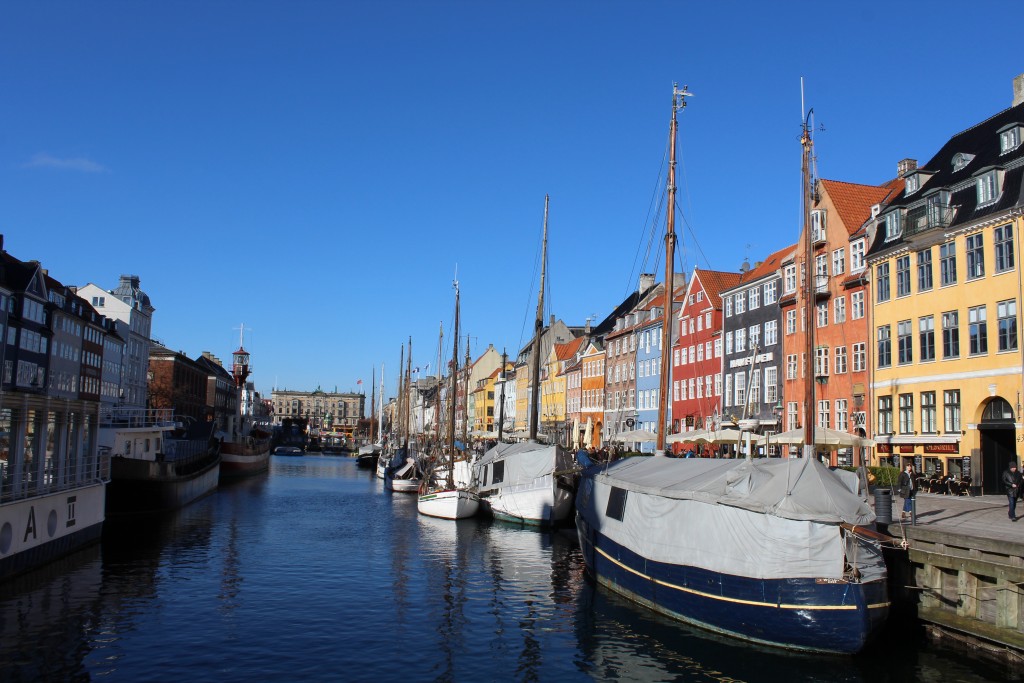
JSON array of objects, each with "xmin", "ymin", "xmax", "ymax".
[{"xmin": 883, "ymin": 492, "xmax": 1024, "ymax": 667}]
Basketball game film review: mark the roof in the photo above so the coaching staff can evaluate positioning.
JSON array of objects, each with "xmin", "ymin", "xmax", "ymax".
[
  {"xmin": 554, "ymin": 336, "xmax": 585, "ymax": 361},
  {"xmin": 819, "ymin": 178, "xmax": 903, "ymax": 236},
  {"xmin": 690, "ymin": 268, "xmax": 744, "ymax": 310},
  {"xmin": 722, "ymin": 244, "xmax": 796, "ymax": 295}
]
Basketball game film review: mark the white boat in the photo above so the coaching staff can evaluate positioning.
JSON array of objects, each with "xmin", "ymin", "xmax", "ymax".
[
  {"xmin": 575, "ymin": 85, "xmax": 889, "ymax": 654},
  {"xmin": 470, "ymin": 197, "xmax": 578, "ymax": 526},
  {"xmin": 383, "ymin": 446, "xmax": 422, "ymax": 493},
  {"xmin": 474, "ymin": 441, "xmax": 575, "ymax": 525},
  {"xmin": 417, "ymin": 278, "xmax": 480, "ymax": 520}
]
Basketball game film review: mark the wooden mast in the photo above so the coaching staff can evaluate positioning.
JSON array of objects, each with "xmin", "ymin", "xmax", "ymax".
[
  {"xmin": 435, "ymin": 321, "xmax": 443, "ymax": 445},
  {"xmin": 404, "ymin": 337, "xmax": 412, "ymax": 451},
  {"xmin": 463, "ymin": 335, "xmax": 471, "ymax": 447},
  {"xmin": 497, "ymin": 348, "xmax": 507, "ymax": 442},
  {"xmin": 447, "ymin": 282, "xmax": 460, "ymax": 488},
  {"xmin": 369, "ymin": 366, "xmax": 375, "ymax": 443},
  {"xmin": 801, "ymin": 105, "xmax": 816, "ymax": 459},
  {"xmin": 396, "ymin": 344, "xmax": 404, "ymax": 446},
  {"xmin": 656, "ymin": 85, "xmax": 689, "ymax": 455},
  {"xmin": 529, "ymin": 194, "xmax": 549, "ymax": 443}
]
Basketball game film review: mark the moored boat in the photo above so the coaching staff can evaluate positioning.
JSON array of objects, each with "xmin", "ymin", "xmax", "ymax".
[
  {"xmin": 101, "ymin": 409, "xmax": 220, "ymax": 514},
  {"xmin": 575, "ymin": 456, "xmax": 888, "ymax": 654},
  {"xmin": 218, "ymin": 334, "xmax": 272, "ymax": 481}
]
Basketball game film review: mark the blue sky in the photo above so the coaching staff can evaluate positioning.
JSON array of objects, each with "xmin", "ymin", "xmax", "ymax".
[{"xmin": 2, "ymin": 1, "xmax": 1021, "ymax": 401}]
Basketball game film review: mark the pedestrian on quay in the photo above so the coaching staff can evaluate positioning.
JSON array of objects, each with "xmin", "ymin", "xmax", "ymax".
[
  {"xmin": 897, "ymin": 464, "xmax": 917, "ymax": 521},
  {"xmin": 1002, "ymin": 461, "xmax": 1023, "ymax": 521}
]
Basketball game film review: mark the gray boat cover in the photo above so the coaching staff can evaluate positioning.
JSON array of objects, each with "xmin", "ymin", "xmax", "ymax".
[
  {"xmin": 474, "ymin": 441, "xmax": 575, "ymax": 486},
  {"xmin": 580, "ymin": 456, "xmax": 883, "ymax": 581}
]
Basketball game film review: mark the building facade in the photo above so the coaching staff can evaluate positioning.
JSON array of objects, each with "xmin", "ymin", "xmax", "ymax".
[{"xmin": 271, "ymin": 388, "xmax": 366, "ymax": 437}]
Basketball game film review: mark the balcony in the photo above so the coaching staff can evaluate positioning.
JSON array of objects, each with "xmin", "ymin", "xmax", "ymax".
[
  {"xmin": 905, "ymin": 203, "xmax": 955, "ymax": 237},
  {"xmin": 813, "ymin": 274, "xmax": 830, "ymax": 299}
]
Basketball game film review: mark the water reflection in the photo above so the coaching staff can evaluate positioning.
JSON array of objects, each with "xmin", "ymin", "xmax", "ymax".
[{"xmin": 0, "ymin": 455, "xmax": 1012, "ymax": 682}]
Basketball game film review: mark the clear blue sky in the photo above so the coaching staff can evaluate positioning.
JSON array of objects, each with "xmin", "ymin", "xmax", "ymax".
[{"xmin": 2, "ymin": 1, "xmax": 1021, "ymax": 401}]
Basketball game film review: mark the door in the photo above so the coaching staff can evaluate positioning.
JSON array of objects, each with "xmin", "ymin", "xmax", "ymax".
[{"xmin": 980, "ymin": 397, "xmax": 1016, "ymax": 494}]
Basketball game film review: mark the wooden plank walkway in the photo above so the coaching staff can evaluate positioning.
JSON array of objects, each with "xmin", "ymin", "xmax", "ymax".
[{"xmin": 886, "ymin": 492, "xmax": 1024, "ymax": 540}]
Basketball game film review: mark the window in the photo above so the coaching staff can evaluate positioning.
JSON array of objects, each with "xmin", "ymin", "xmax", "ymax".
[
  {"xmin": 786, "ymin": 310, "xmax": 796, "ymax": 335},
  {"xmin": 966, "ymin": 233, "xmax": 985, "ymax": 280},
  {"xmin": 492, "ymin": 461, "xmax": 505, "ymax": 484},
  {"xmin": 952, "ymin": 152, "xmax": 975, "ymax": 172},
  {"xmin": 748, "ymin": 325, "xmax": 760, "ymax": 350},
  {"xmin": 833, "ymin": 295, "xmax": 846, "ymax": 324},
  {"xmin": 714, "ymin": 339, "xmax": 722, "ymax": 357},
  {"xmin": 811, "ymin": 209, "xmax": 827, "ymax": 242},
  {"xmin": 815, "ymin": 347, "xmax": 829, "ymax": 377},
  {"xmin": 787, "ymin": 402, "xmax": 799, "ymax": 431},
  {"xmin": 817, "ymin": 400, "xmax": 830, "ymax": 429},
  {"xmin": 997, "ymin": 299, "xmax": 1017, "ymax": 352},
  {"xmin": 832, "ymin": 248, "xmax": 845, "ymax": 275},
  {"xmin": 725, "ymin": 298, "xmax": 732, "ymax": 317},
  {"xmin": 995, "ymin": 224, "xmax": 1015, "ymax": 273},
  {"xmin": 786, "ymin": 354, "xmax": 797, "ymax": 380},
  {"xmin": 878, "ymin": 396, "xmax": 893, "ymax": 434},
  {"xmin": 942, "ymin": 311, "xmax": 960, "ymax": 358},
  {"xmin": 921, "ymin": 392, "xmax": 937, "ymax": 434},
  {"xmin": 899, "ymin": 394, "xmax": 914, "ymax": 434},
  {"xmin": 940, "ymin": 242, "xmax": 957, "ymax": 286},
  {"xmin": 944, "ymin": 390, "xmax": 961, "ymax": 433},
  {"xmin": 734, "ymin": 373, "xmax": 745, "ymax": 407},
  {"xmin": 919, "ymin": 316, "xmax": 935, "ymax": 362},
  {"xmin": 725, "ymin": 332, "xmax": 733, "ymax": 355},
  {"xmin": 968, "ymin": 305, "xmax": 988, "ymax": 355},
  {"xmin": 896, "ymin": 255, "xmax": 911, "ymax": 297},
  {"xmin": 834, "ymin": 346, "xmax": 847, "ymax": 374},
  {"xmin": 748, "ymin": 369, "xmax": 760, "ymax": 404},
  {"xmin": 1001, "ymin": 126, "xmax": 1021, "ymax": 153},
  {"xmin": 764, "ymin": 280, "xmax": 777, "ymax": 304},
  {"xmin": 977, "ymin": 170, "xmax": 1000, "ymax": 205},
  {"xmin": 816, "ymin": 303, "xmax": 828, "ymax": 328},
  {"xmin": 734, "ymin": 293, "xmax": 745, "ymax": 314},
  {"xmin": 851, "ymin": 291, "xmax": 865, "ymax": 320},
  {"xmin": 606, "ymin": 487, "xmax": 628, "ymax": 521},
  {"xmin": 724, "ymin": 376, "xmax": 732, "ymax": 406},
  {"xmin": 875, "ymin": 263, "xmax": 890, "ymax": 302},
  {"xmin": 764, "ymin": 320, "xmax": 778, "ymax": 346},
  {"xmin": 917, "ymin": 249, "xmax": 933, "ymax": 291},
  {"xmin": 784, "ymin": 265, "xmax": 797, "ymax": 293},
  {"xmin": 749, "ymin": 287, "xmax": 760, "ymax": 310},
  {"xmin": 735, "ymin": 328, "xmax": 746, "ymax": 352},
  {"xmin": 852, "ymin": 342, "xmax": 866, "ymax": 372},
  {"xmin": 850, "ymin": 239, "xmax": 866, "ymax": 271},
  {"xmin": 714, "ymin": 373, "xmax": 722, "ymax": 396},
  {"xmin": 905, "ymin": 174, "xmax": 920, "ymax": 194},
  {"xmin": 765, "ymin": 367, "xmax": 777, "ymax": 403},
  {"xmin": 883, "ymin": 211, "xmax": 902, "ymax": 241},
  {"xmin": 877, "ymin": 325, "xmax": 892, "ymax": 368},
  {"xmin": 897, "ymin": 320, "xmax": 912, "ymax": 364},
  {"xmin": 830, "ymin": 400, "xmax": 848, "ymax": 433}
]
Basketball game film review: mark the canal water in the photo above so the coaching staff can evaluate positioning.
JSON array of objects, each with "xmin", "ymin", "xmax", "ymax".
[{"xmin": 0, "ymin": 455, "xmax": 1011, "ymax": 682}]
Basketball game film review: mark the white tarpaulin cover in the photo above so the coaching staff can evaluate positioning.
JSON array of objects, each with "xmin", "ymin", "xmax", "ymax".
[
  {"xmin": 579, "ymin": 456, "xmax": 881, "ymax": 581},
  {"xmin": 474, "ymin": 441, "xmax": 575, "ymax": 486}
]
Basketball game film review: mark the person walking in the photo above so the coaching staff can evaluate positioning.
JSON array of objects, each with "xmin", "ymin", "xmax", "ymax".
[
  {"xmin": 1002, "ymin": 461, "xmax": 1024, "ymax": 521},
  {"xmin": 897, "ymin": 464, "xmax": 917, "ymax": 521}
]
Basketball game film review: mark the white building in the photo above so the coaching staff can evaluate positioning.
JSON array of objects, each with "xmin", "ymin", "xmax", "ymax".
[{"xmin": 77, "ymin": 275, "xmax": 155, "ymax": 410}]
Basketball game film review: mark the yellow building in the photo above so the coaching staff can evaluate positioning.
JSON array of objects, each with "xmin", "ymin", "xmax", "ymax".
[
  {"xmin": 472, "ymin": 368, "xmax": 500, "ymax": 435},
  {"xmin": 538, "ymin": 337, "xmax": 585, "ymax": 444},
  {"xmin": 867, "ymin": 77, "xmax": 1024, "ymax": 493}
]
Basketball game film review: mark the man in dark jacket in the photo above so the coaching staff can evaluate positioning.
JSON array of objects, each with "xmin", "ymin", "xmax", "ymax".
[
  {"xmin": 1003, "ymin": 462, "xmax": 1024, "ymax": 521},
  {"xmin": 897, "ymin": 464, "xmax": 917, "ymax": 521}
]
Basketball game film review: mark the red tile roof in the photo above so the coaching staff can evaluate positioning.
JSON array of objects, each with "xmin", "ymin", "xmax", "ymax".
[
  {"xmin": 691, "ymin": 268, "xmax": 744, "ymax": 310},
  {"xmin": 819, "ymin": 178, "xmax": 904, "ymax": 236},
  {"xmin": 554, "ymin": 336, "xmax": 585, "ymax": 361}
]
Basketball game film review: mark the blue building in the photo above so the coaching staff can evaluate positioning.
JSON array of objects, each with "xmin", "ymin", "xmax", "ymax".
[{"xmin": 635, "ymin": 304, "xmax": 666, "ymax": 454}]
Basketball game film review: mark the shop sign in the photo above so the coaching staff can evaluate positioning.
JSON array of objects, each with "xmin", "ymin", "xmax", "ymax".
[
  {"xmin": 899, "ymin": 445, "xmax": 915, "ymax": 453},
  {"xmin": 876, "ymin": 443, "xmax": 891, "ymax": 453},
  {"xmin": 924, "ymin": 443, "xmax": 959, "ymax": 454}
]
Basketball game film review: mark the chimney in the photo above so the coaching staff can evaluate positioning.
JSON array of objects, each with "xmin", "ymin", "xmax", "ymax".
[
  {"xmin": 1014, "ymin": 74, "xmax": 1024, "ymax": 107},
  {"xmin": 897, "ymin": 158, "xmax": 917, "ymax": 177},
  {"xmin": 639, "ymin": 273, "xmax": 655, "ymax": 292},
  {"xmin": 549, "ymin": 314, "xmax": 555, "ymax": 327}
]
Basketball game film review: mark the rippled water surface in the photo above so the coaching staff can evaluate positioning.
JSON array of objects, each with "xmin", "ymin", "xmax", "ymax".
[{"xmin": 0, "ymin": 455, "xmax": 1013, "ymax": 681}]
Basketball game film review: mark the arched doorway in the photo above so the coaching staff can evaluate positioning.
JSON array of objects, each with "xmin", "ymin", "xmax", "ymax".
[{"xmin": 980, "ymin": 397, "xmax": 1016, "ymax": 494}]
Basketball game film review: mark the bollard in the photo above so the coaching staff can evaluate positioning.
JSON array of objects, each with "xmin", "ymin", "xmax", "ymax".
[
  {"xmin": 911, "ymin": 496, "xmax": 917, "ymax": 526},
  {"xmin": 873, "ymin": 489, "xmax": 893, "ymax": 524}
]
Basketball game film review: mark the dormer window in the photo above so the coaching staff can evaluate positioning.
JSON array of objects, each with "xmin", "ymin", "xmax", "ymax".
[
  {"xmin": 999, "ymin": 124, "xmax": 1022, "ymax": 154},
  {"xmin": 905, "ymin": 174, "xmax": 920, "ymax": 194},
  {"xmin": 952, "ymin": 153, "xmax": 975, "ymax": 172},
  {"xmin": 811, "ymin": 209, "xmax": 827, "ymax": 243},
  {"xmin": 977, "ymin": 169, "xmax": 1002, "ymax": 205},
  {"xmin": 883, "ymin": 210, "xmax": 903, "ymax": 242}
]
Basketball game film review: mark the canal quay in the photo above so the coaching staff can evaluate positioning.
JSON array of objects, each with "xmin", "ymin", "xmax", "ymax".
[{"xmin": 0, "ymin": 455, "xmax": 1011, "ymax": 683}]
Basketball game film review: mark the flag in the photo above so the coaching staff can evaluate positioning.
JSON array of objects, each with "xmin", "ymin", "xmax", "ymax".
[
  {"xmin": 423, "ymin": 363, "xmax": 430, "ymax": 371},
  {"xmin": 357, "ymin": 379, "xmax": 363, "ymax": 385}
]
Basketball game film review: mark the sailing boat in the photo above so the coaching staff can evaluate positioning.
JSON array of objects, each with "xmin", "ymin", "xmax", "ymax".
[
  {"xmin": 574, "ymin": 85, "xmax": 889, "ymax": 654},
  {"xmin": 219, "ymin": 326, "xmax": 272, "ymax": 480},
  {"xmin": 417, "ymin": 279, "xmax": 480, "ymax": 519},
  {"xmin": 384, "ymin": 339, "xmax": 424, "ymax": 493},
  {"xmin": 357, "ymin": 366, "xmax": 383, "ymax": 468},
  {"xmin": 472, "ymin": 195, "xmax": 577, "ymax": 525}
]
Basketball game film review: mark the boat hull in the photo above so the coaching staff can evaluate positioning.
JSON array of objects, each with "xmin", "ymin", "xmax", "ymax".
[
  {"xmin": 575, "ymin": 513, "xmax": 888, "ymax": 654},
  {"xmin": 0, "ymin": 483, "xmax": 106, "ymax": 581},
  {"xmin": 387, "ymin": 478, "xmax": 421, "ymax": 493},
  {"xmin": 106, "ymin": 453, "xmax": 220, "ymax": 514},
  {"xmin": 418, "ymin": 489, "xmax": 480, "ymax": 519},
  {"xmin": 219, "ymin": 439, "xmax": 271, "ymax": 480},
  {"xmin": 480, "ymin": 475, "xmax": 575, "ymax": 526}
]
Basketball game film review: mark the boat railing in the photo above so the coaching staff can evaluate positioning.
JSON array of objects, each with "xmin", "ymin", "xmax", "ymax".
[
  {"xmin": 163, "ymin": 437, "xmax": 214, "ymax": 461},
  {"xmin": 0, "ymin": 449, "xmax": 111, "ymax": 505},
  {"xmin": 100, "ymin": 406, "xmax": 180, "ymax": 430}
]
